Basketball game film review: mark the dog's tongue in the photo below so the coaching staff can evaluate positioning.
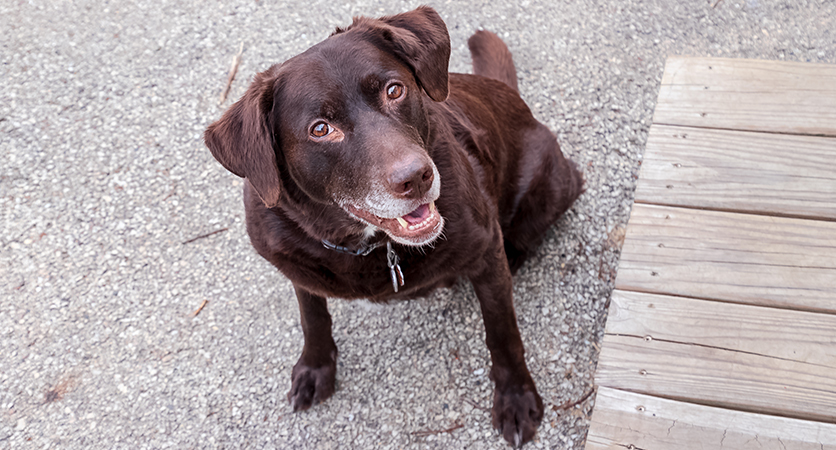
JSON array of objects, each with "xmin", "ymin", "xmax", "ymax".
[
  {"xmin": 402, "ymin": 203, "xmax": 430, "ymax": 225},
  {"xmin": 361, "ymin": 201, "xmax": 441, "ymax": 245}
]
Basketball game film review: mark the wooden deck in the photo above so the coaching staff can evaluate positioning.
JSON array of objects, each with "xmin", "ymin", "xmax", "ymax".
[{"xmin": 586, "ymin": 57, "xmax": 836, "ymax": 449}]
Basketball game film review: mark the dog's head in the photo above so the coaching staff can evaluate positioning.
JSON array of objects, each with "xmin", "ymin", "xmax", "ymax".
[{"xmin": 205, "ymin": 7, "xmax": 450, "ymax": 246}]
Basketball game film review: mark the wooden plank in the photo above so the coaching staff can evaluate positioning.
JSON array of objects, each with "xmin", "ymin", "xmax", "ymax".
[
  {"xmin": 596, "ymin": 282, "xmax": 836, "ymax": 423},
  {"xmin": 595, "ymin": 335, "xmax": 836, "ymax": 424},
  {"xmin": 587, "ymin": 387, "xmax": 836, "ymax": 450},
  {"xmin": 615, "ymin": 204, "xmax": 836, "ymax": 312},
  {"xmin": 605, "ymin": 290, "xmax": 836, "ymax": 368},
  {"xmin": 653, "ymin": 57, "xmax": 836, "ymax": 136},
  {"xmin": 635, "ymin": 125, "xmax": 836, "ymax": 220}
]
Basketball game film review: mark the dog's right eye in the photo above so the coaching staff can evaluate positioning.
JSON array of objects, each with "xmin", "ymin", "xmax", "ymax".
[
  {"xmin": 310, "ymin": 122, "xmax": 331, "ymax": 138},
  {"xmin": 387, "ymin": 83, "xmax": 405, "ymax": 100}
]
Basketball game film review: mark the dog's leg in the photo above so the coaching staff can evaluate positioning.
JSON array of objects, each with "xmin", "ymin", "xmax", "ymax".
[
  {"xmin": 469, "ymin": 233, "xmax": 544, "ymax": 447},
  {"xmin": 287, "ymin": 286, "xmax": 338, "ymax": 411},
  {"xmin": 504, "ymin": 125, "xmax": 584, "ymax": 274}
]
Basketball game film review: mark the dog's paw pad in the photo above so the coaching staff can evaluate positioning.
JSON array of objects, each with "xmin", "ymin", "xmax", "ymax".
[
  {"xmin": 491, "ymin": 387, "xmax": 543, "ymax": 447},
  {"xmin": 287, "ymin": 361, "xmax": 336, "ymax": 412}
]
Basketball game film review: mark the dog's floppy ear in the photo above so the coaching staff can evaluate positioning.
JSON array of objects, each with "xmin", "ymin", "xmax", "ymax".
[
  {"xmin": 380, "ymin": 6, "xmax": 451, "ymax": 102},
  {"xmin": 205, "ymin": 69, "xmax": 282, "ymax": 207}
]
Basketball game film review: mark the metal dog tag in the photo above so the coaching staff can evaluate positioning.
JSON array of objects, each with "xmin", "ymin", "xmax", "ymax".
[{"xmin": 387, "ymin": 242, "xmax": 405, "ymax": 292}]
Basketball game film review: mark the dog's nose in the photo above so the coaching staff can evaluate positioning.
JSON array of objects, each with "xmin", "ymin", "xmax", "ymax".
[{"xmin": 387, "ymin": 157, "xmax": 434, "ymax": 199}]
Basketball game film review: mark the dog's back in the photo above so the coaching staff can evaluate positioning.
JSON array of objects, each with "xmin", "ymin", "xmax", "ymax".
[
  {"xmin": 467, "ymin": 30, "xmax": 519, "ymax": 92},
  {"xmin": 461, "ymin": 31, "xmax": 583, "ymax": 273}
]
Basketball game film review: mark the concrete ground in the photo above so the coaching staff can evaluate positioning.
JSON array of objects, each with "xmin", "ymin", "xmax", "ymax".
[{"xmin": 1, "ymin": 0, "xmax": 833, "ymax": 448}]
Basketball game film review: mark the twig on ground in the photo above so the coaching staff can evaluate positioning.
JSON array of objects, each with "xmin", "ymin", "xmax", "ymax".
[
  {"xmin": 461, "ymin": 396, "xmax": 490, "ymax": 413},
  {"xmin": 182, "ymin": 227, "xmax": 229, "ymax": 245},
  {"xmin": 411, "ymin": 420, "xmax": 464, "ymax": 437},
  {"xmin": 161, "ymin": 187, "xmax": 177, "ymax": 202},
  {"xmin": 553, "ymin": 387, "xmax": 596, "ymax": 411},
  {"xmin": 712, "ymin": 0, "xmax": 724, "ymax": 8},
  {"xmin": 192, "ymin": 299, "xmax": 209, "ymax": 317},
  {"xmin": 218, "ymin": 42, "xmax": 244, "ymax": 105}
]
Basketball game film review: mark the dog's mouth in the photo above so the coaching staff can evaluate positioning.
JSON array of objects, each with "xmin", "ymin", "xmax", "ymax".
[{"xmin": 347, "ymin": 201, "xmax": 444, "ymax": 246}]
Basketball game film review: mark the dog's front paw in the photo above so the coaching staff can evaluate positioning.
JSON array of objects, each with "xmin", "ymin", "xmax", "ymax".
[
  {"xmin": 491, "ymin": 383, "xmax": 543, "ymax": 448},
  {"xmin": 287, "ymin": 357, "xmax": 336, "ymax": 412}
]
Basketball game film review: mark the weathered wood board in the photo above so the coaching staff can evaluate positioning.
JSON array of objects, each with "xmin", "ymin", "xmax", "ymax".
[
  {"xmin": 595, "ymin": 335, "xmax": 836, "ymax": 424},
  {"xmin": 635, "ymin": 125, "xmax": 836, "ymax": 220},
  {"xmin": 605, "ymin": 290, "xmax": 836, "ymax": 370},
  {"xmin": 594, "ymin": 290, "xmax": 836, "ymax": 424},
  {"xmin": 587, "ymin": 387, "xmax": 836, "ymax": 450},
  {"xmin": 615, "ymin": 204, "xmax": 836, "ymax": 312},
  {"xmin": 588, "ymin": 56, "xmax": 836, "ymax": 450},
  {"xmin": 653, "ymin": 57, "xmax": 836, "ymax": 136}
]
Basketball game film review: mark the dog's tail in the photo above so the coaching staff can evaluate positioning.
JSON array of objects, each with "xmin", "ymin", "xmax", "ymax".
[{"xmin": 467, "ymin": 30, "xmax": 518, "ymax": 92}]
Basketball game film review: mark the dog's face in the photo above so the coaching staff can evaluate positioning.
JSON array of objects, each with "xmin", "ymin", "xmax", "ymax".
[
  {"xmin": 276, "ymin": 33, "xmax": 444, "ymax": 246},
  {"xmin": 205, "ymin": 7, "xmax": 451, "ymax": 246}
]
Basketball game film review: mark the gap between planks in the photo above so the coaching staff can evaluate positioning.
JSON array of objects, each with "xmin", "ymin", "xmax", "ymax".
[
  {"xmin": 653, "ymin": 122, "xmax": 836, "ymax": 139},
  {"xmin": 632, "ymin": 200, "xmax": 836, "ymax": 224},
  {"xmin": 612, "ymin": 283, "xmax": 836, "ymax": 317}
]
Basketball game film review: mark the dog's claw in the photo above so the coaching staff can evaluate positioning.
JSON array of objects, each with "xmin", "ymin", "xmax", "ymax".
[{"xmin": 492, "ymin": 385, "xmax": 543, "ymax": 447}]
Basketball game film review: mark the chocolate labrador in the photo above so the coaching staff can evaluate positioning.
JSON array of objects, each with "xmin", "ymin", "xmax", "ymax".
[{"xmin": 204, "ymin": 6, "xmax": 582, "ymax": 446}]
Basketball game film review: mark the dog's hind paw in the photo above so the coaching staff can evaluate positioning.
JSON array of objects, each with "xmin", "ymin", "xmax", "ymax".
[
  {"xmin": 287, "ymin": 358, "xmax": 336, "ymax": 411},
  {"xmin": 491, "ymin": 385, "xmax": 543, "ymax": 447}
]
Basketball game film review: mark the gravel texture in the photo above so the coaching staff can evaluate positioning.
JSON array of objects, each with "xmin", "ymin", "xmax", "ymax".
[{"xmin": 1, "ymin": 0, "xmax": 833, "ymax": 448}]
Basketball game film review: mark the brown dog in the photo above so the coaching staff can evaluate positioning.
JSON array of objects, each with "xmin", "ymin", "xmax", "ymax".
[{"xmin": 205, "ymin": 7, "xmax": 582, "ymax": 447}]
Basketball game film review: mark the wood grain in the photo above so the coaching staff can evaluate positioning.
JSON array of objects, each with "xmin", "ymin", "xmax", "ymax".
[
  {"xmin": 615, "ymin": 204, "xmax": 836, "ymax": 312},
  {"xmin": 587, "ymin": 387, "xmax": 836, "ymax": 450},
  {"xmin": 595, "ymin": 333, "xmax": 836, "ymax": 423},
  {"xmin": 589, "ymin": 56, "xmax": 836, "ymax": 449},
  {"xmin": 605, "ymin": 290, "xmax": 836, "ymax": 367},
  {"xmin": 635, "ymin": 125, "xmax": 836, "ymax": 220},
  {"xmin": 653, "ymin": 57, "xmax": 836, "ymax": 136}
]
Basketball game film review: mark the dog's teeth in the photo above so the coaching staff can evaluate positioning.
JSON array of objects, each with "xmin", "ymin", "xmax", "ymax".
[
  {"xmin": 429, "ymin": 201, "xmax": 436, "ymax": 213},
  {"xmin": 397, "ymin": 217, "xmax": 409, "ymax": 229}
]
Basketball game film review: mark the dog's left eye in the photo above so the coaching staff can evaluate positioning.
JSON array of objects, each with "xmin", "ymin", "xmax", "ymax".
[
  {"xmin": 387, "ymin": 84, "xmax": 405, "ymax": 100},
  {"xmin": 310, "ymin": 122, "xmax": 331, "ymax": 138}
]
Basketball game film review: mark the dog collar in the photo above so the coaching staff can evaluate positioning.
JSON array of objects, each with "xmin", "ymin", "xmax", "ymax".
[
  {"xmin": 320, "ymin": 239, "xmax": 405, "ymax": 292},
  {"xmin": 320, "ymin": 238, "xmax": 387, "ymax": 256}
]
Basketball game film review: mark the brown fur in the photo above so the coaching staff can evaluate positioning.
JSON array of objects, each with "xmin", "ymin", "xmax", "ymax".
[
  {"xmin": 468, "ymin": 30, "xmax": 519, "ymax": 92},
  {"xmin": 204, "ymin": 7, "xmax": 583, "ymax": 447}
]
